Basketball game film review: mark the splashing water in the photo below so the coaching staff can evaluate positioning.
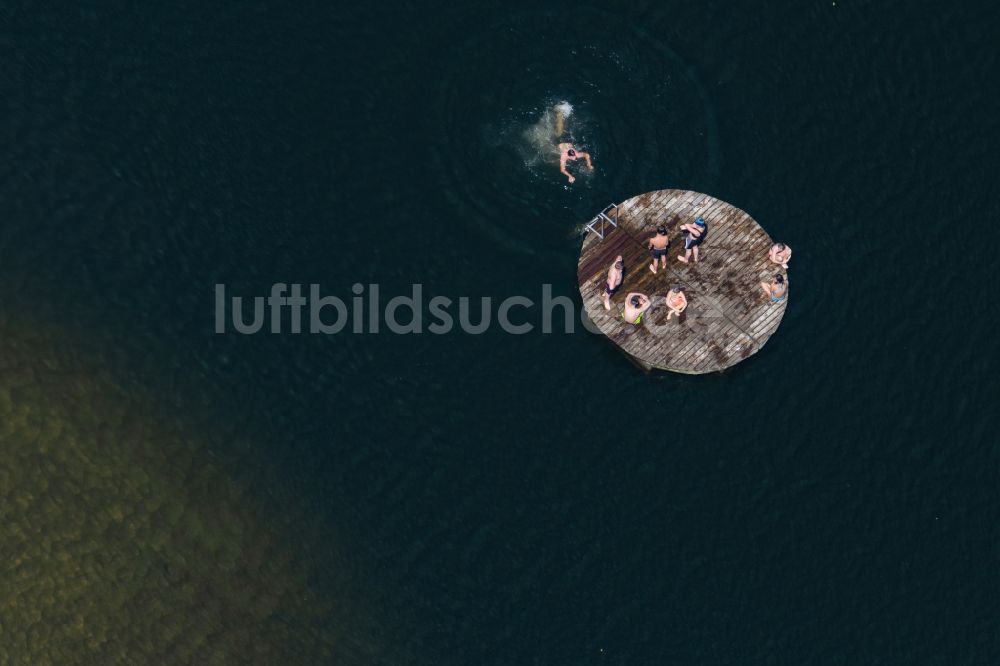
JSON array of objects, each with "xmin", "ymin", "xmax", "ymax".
[
  {"xmin": 554, "ymin": 101, "xmax": 573, "ymax": 120},
  {"xmin": 518, "ymin": 100, "xmax": 581, "ymax": 167}
]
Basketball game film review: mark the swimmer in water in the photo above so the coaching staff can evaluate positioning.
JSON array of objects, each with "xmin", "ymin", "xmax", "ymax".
[
  {"xmin": 552, "ymin": 102, "xmax": 593, "ymax": 183},
  {"xmin": 559, "ymin": 144, "xmax": 593, "ymax": 183}
]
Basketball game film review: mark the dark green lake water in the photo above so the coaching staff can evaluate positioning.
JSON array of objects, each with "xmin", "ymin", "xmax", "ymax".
[{"xmin": 2, "ymin": 0, "xmax": 998, "ymax": 663}]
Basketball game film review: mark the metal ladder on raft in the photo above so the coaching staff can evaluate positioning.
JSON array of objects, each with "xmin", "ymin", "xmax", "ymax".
[{"xmin": 584, "ymin": 203, "xmax": 619, "ymax": 239}]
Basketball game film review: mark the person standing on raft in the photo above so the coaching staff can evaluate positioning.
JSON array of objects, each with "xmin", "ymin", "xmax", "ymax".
[
  {"xmin": 677, "ymin": 217, "xmax": 708, "ymax": 264},
  {"xmin": 648, "ymin": 224, "xmax": 670, "ymax": 273},
  {"xmin": 603, "ymin": 256, "xmax": 625, "ymax": 311}
]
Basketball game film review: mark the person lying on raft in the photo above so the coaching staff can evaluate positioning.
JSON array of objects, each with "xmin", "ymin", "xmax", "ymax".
[
  {"xmin": 677, "ymin": 217, "xmax": 707, "ymax": 264},
  {"xmin": 559, "ymin": 143, "xmax": 593, "ymax": 183},
  {"xmin": 621, "ymin": 292, "xmax": 651, "ymax": 325},
  {"xmin": 648, "ymin": 225, "xmax": 670, "ymax": 273},
  {"xmin": 603, "ymin": 256, "xmax": 625, "ymax": 311},
  {"xmin": 665, "ymin": 286, "xmax": 688, "ymax": 320},
  {"xmin": 769, "ymin": 242, "xmax": 792, "ymax": 269},
  {"xmin": 760, "ymin": 274, "xmax": 788, "ymax": 303}
]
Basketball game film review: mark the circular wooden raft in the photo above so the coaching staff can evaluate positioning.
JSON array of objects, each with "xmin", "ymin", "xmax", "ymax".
[{"xmin": 577, "ymin": 189, "xmax": 788, "ymax": 373}]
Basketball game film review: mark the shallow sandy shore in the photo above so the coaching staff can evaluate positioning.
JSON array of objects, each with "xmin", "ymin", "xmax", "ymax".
[{"xmin": 0, "ymin": 317, "xmax": 341, "ymax": 664}]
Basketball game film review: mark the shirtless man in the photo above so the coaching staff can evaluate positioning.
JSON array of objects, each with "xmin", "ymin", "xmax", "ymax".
[
  {"xmin": 760, "ymin": 274, "xmax": 788, "ymax": 303},
  {"xmin": 558, "ymin": 143, "xmax": 593, "ymax": 183},
  {"xmin": 677, "ymin": 217, "xmax": 707, "ymax": 264},
  {"xmin": 621, "ymin": 292, "xmax": 651, "ymax": 325},
  {"xmin": 769, "ymin": 243, "xmax": 792, "ymax": 269},
  {"xmin": 648, "ymin": 225, "xmax": 670, "ymax": 273},
  {"xmin": 603, "ymin": 256, "xmax": 624, "ymax": 311},
  {"xmin": 665, "ymin": 286, "xmax": 688, "ymax": 320}
]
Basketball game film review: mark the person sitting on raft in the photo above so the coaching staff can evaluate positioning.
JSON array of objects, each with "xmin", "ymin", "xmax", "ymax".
[
  {"xmin": 603, "ymin": 256, "xmax": 624, "ymax": 311},
  {"xmin": 648, "ymin": 225, "xmax": 670, "ymax": 273},
  {"xmin": 621, "ymin": 292, "xmax": 651, "ymax": 325},
  {"xmin": 558, "ymin": 143, "xmax": 593, "ymax": 184},
  {"xmin": 677, "ymin": 217, "xmax": 708, "ymax": 264},
  {"xmin": 769, "ymin": 242, "xmax": 792, "ymax": 269},
  {"xmin": 665, "ymin": 286, "xmax": 688, "ymax": 320},
  {"xmin": 760, "ymin": 274, "xmax": 788, "ymax": 303}
]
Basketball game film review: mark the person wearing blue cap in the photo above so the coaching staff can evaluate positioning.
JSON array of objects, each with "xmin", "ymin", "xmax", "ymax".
[{"xmin": 677, "ymin": 217, "xmax": 708, "ymax": 264}]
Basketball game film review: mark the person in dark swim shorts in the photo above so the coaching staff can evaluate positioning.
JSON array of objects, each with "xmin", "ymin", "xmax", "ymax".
[
  {"xmin": 677, "ymin": 217, "xmax": 708, "ymax": 264},
  {"xmin": 602, "ymin": 255, "xmax": 624, "ymax": 311},
  {"xmin": 648, "ymin": 224, "xmax": 670, "ymax": 273}
]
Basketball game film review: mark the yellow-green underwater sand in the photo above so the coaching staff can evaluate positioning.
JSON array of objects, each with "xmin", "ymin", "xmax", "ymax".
[{"xmin": 0, "ymin": 318, "xmax": 345, "ymax": 664}]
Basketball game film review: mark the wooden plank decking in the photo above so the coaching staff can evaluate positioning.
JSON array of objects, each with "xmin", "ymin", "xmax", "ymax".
[{"xmin": 578, "ymin": 189, "xmax": 788, "ymax": 373}]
